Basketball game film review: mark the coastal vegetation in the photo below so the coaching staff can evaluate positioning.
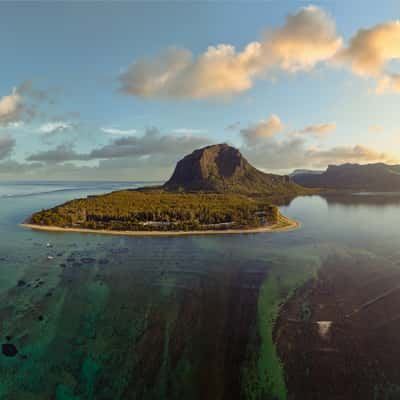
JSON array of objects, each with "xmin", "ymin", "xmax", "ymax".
[{"xmin": 28, "ymin": 190, "xmax": 280, "ymax": 231}]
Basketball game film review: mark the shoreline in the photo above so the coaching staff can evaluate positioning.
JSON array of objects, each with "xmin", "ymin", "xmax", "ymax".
[{"xmin": 20, "ymin": 216, "xmax": 300, "ymax": 237}]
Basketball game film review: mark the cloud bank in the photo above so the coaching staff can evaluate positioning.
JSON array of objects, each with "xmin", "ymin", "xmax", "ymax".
[
  {"xmin": 242, "ymin": 136, "xmax": 393, "ymax": 171},
  {"xmin": 27, "ymin": 128, "xmax": 210, "ymax": 164},
  {"xmin": 120, "ymin": 6, "xmax": 341, "ymax": 99},
  {"xmin": 235, "ymin": 113, "xmax": 394, "ymax": 170},
  {"xmin": 119, "ymin": 7, "xmax": 400, "ymax": 98},
  {"xmin": 26, "ymin": 144, "xmax": 89, "ymax": 164}
]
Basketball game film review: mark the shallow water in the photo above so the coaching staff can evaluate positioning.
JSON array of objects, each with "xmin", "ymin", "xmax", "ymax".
[{"xmin": 1, "ymin": 184, "xmax": 400, "ymax": 399}]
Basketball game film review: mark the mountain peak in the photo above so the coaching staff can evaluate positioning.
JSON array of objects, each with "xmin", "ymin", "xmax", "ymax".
[{"xmin": 163, "ymin": 143, "xmax": 300, "ymax": 195}]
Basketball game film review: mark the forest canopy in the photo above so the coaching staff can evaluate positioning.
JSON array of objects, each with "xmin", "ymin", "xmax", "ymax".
[{"xmin": 29, "ymin": 190, "xmax": 279, "ymax": 231}]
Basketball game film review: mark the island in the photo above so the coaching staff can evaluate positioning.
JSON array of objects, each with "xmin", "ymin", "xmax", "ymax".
[{"xmin": 22, "ymin": 144, "xmax": 303, "ymax": 235}]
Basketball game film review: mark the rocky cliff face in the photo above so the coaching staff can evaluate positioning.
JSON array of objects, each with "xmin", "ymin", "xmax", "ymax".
[{"xmin": 164, "ymin": 143, "xmax": 300, "ymax": 195}]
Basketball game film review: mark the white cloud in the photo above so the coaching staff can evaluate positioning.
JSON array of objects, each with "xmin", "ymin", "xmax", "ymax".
[
  {"xmin": 300, "ymin": 122, "xmax": 336, "ymax": 136},
  {"xmin": 119, "ymin": 10, "xmax": 400, "ymax": 98},
  {"xmin": 336, "ymin": 21, "xmax": 400, "ymax": 92},
  {"xmin": 376, "ymin": 73, "xmax": 400, "ymax": 94},
  {"xmin": 262, "ymin": 5, "xmax": 342, "ymax": 73},
  {"xmin": 241, "ymin": 114, "xmax": 284, "ymax": 144},
  {"xmin": 0, "ymin": 121, "xmax": 24, "ymax": 130},
  {"xmin": 119, "ymin": 6, "xmax": 341, "ymax": 99},
  {"xmin": 0, "ymin": 88, "xmax": 23, "ymax": 125},
  {"xmin": 0, "ymin": 82, "xmax": 55, "ymax": 127},
  {"xmin": 7, "ymin": 121, "xmax": 24, "ymax": 129},
  {"xmin": 171, "ymin": 128, "xmax": 207, "ymax": 134},
  {"xmin": 101, "ymin": 127, "xmax": 137, "ymax": 135},
  {"xmin": 38, "ymin": 121, "xmax": 73, "ymax": 136},
  {"xmin": 337, "ymin": 21, "xmax": 400, "ymax": 76}
]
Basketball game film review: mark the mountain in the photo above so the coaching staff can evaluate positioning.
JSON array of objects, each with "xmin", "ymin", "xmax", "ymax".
[
  {"xmin": 163, "ymin": 143, "xmax": 302, "ymax": 196},
  {"xmin": 26, "ymin": 143, "xmax": 302, "ymax": 233},
  {"xmin": 289, "ymin": 169, "xmax": 324, "ymax": 177},
  {"xmin": 292, "ymin": 163, "xmax": 400, "ymax": 191}
]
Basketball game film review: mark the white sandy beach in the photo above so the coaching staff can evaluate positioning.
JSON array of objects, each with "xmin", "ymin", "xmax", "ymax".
[{"xmin": 20, "ymin": 216, "xmax": 299, "ymax": 237}]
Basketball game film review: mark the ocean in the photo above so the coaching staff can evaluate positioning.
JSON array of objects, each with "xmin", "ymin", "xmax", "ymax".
[{"xmin": 1, "ymin": 182, "xmax": 400, "ymax": 399}]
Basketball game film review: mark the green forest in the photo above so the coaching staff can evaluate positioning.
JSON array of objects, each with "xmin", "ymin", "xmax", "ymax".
[{"xmin": 29, "ymin": 190, "xmax": 280, "ymax": 231}]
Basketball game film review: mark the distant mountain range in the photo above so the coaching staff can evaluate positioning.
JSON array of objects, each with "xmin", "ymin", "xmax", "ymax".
[
  {"xmin": 292, "ymin": 163, "xmax": 400, "ymax": 191},
  {"xmin": 164, "ymin": 143, "xmax": 302, "ymax": 196},
  {"xmin": 289, "ymin": 169, "xmax": 324, "ymax": 177}
]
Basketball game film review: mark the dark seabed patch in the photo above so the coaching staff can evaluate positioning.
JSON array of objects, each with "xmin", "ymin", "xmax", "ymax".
[
  {"xmin": 275, "ymin": 251, "xmax": 400, "ymax": 400},
  {"xmin": 2, "ymin": 343, "xmax": 18, "ymax": 357}
]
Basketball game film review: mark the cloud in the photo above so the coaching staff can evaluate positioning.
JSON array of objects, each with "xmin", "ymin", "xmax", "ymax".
[
  {"xmin": 262, "ymin": 5, "xmax": 342, "ymax": 73},
  {"xmin": 0, "ymin": 157, "xmax": 172, "ymax": 181},
  {"xmin": 26, "ymin": 144, "xmax": 89, "ymax": 164},
  {"xmin": 101, "ymin": 127, "xmax": 137, "ymax": 136},
  {"xmin": 26, "ymin": 128, "xmax": 210, "ymax": 164},
  {"xmin": 0, "ymin": 135, "xmax": 16, "ymax": 160},
  {"xmin": 38, "ymin": 121, "xmax": 73, "ymax": 136},
  {"xmin": 0, "ymin": 81, "xmax": 56, "ymax": 127},
  {"xmin": 171, "ymin": 128, "xmax": 207, "ymax": 134},
  {"xmin": 17, "ymin": 80, "xmax": 53, "ymax": 102},
  {"xmin": 14, "ymin": 126, "xmax": 397, "ymax": 180},
  {"xmin": 376, "ymin": 73, "xmax": 400, "ymax": 94},
  {"xmin": 306, "ymin": 144, "xmax": 391, "ymax": 166},
  {"xmin": 336, "ymin": 21, "xmax": 400, "ymax": 76},
  {"xmin": 0, "ymin": 160, "xmax": 43, "ymax": 176},
  {"xmin": 241, "ymin": 136, "xmax": 394, "ymax": 170},
  {"xmin": 89, "ymin": 127, "xmax": 209, "ymax": 159},
  {"xmin": 237, "ymin": 114, "xmax": 393, "ymax": 170},
  {"xmin": 300, "ymin": 122, "xmax": 336, "ymax": 136},
  {"xmin": 0, "ymin": 88, "xmax": 23, "ymax": 126},
  {"xmin": 240, "ymin": 114, "xmax": 284, "ymax": 144},
  {"xmin": 336, "ymin": 21, "xmax": 400, "ymax": 92},
  {"xmin": 6, "ymin": 121, "xmax": 24, "ymax": 129},
  {"xmin": 119, "ymin": 6, "xmax": 341, "ymax": 99}
]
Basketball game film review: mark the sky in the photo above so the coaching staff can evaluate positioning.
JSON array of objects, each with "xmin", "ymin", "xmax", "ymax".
[{"xmin": 0, "ymin": 0, "xmax": 400, "ymax": 181}]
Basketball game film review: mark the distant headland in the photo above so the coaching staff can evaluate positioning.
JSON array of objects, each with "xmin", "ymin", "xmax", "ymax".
[
  {"xmin": 292, "ymin": 163, "xmax": 400, "ymax": 192},
  {"xmin": 22, "ymin": 144, "xmax": 303, "ymax": 236}
]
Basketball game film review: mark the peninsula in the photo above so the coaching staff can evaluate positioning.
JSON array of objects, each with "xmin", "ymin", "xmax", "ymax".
[{"xmin": 22, "ymin": 144, "xmax": 302, "ymax": 235}]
